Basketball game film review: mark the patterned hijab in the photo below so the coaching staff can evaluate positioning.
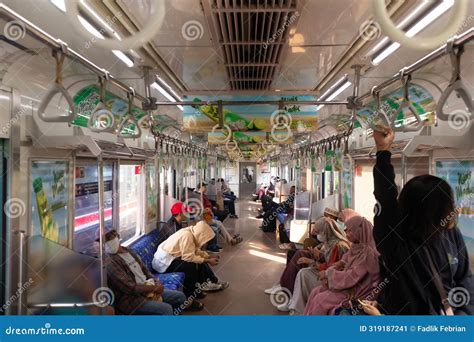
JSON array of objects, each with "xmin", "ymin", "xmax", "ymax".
[{"xmin": 311, "ymin": 217, "xmax": 350, "ymax": 260}]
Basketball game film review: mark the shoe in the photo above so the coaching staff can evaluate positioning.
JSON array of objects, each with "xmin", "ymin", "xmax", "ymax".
[
  {"xmin": 279, "ymin": 243, "xmax": 295, "ymax": 250},
  {"xmin": 185, "ymin": 300, "xmax": 204, "ymax": 312},
  {"xmin": 201, "ymin": 281, "xmax": 229, "ymax": 292},
  {"xmin": 229, "ymin": 214, "xmax": 239, "ymax": 218},
  {"xmin": 217, "ymin": 281, "xmax": 229, "ymax": 290},
  {"xmin": 277, "ymin": 303, "xmax": 290, "ymax": 312},
  {"xmin": 255, "ymin": 214, "xmax": 264, "ymax": 219},
  {"xmin": 206, "ymin": 246, "xmax": 221, "ymax": 253},
  {"xmin": 231, "ymin": 236, "xmax": 243, "ymax": 246},
  {"xmin": 264, "ymin": 284, "xmax": 281, "ymax": 295}
]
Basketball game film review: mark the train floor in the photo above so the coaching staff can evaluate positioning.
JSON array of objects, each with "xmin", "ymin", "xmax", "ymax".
[{"xmin": 187, "ymin": 199, "xmax": 287, "ymax": 315}]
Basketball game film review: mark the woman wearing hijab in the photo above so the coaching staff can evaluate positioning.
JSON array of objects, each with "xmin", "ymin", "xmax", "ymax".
[
  {"xmin": 304, "ymin": 216, "xmax": 380, "ymax": 315},
  {"xmin": 287, "ymin": 216, "xmax": 351, "ymax": 314},
  {"xmin": 265, "ymin": 217, "xmax": 349, "ymax": 305}
]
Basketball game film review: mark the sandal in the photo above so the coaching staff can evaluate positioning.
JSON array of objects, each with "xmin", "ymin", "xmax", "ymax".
[{"xmin": 185, "ymin": 300, "xmax": 204, "ymax": 312}]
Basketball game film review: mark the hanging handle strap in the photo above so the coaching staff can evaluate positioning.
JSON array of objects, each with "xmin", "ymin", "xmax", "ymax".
[
  {"xmin": 436, "ymin": 38, "xmax": 473, "ymax": 122},
  {"xmin": 37, "ymin": 43, "xmax": 76, "ymax": 123},
  {"xmin": 391, "ymin": 69, "xmax": 424, "ymax": 132},
  {"xmin": 370, "ymin": 86, "xmax": 391, "ymax": 132},
  {"xmin": 118, "ymin": 89, "xmax": 142, "ymax": 139},
  {"xmin": 89, "ymin": 73, "xmax": 116, "ymax": 133}
]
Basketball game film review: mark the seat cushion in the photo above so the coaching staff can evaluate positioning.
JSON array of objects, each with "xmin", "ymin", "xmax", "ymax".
[
  {"xmin": 129, "ymin": 228, "xmax": 161, "ymax": 271},
  {"xmin": 153, "ymin": 271, "xmax": 185, "ymax": 291}
]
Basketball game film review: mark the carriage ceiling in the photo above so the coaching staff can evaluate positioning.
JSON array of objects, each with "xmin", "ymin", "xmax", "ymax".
[{"xmin": 1, "ymin": 0, "xmax": 473, "ymax": 140}]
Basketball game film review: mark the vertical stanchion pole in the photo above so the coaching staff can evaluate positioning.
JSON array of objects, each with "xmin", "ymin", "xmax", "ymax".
[{"xmin": 97, "ymin": 155, "xmax": 106, "ymax": 315}]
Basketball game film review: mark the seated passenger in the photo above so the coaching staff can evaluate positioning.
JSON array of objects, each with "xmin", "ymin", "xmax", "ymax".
[
  {"xmin": 195, "ymin": 182, "xmax": 229, "ymax": 222},
  {"xmin": 102, "ymin": 229, "xmax": 187, "ymax": 315},
  {"xmin": 372, "ymin": 128, "xmax": 473, "ymax": 315},
  {"xmin": 277, "ymin": 185, "xmax": 296, "ymax": 250},
  {"xmin": 152, "ymin": 210, "xmax": 229, "ymax": 307},
  {"xmin": 159, "ymin": 202, "xmax": 188, "ymax": 241},
  {"xmin": 304, "ymin": 216, "xmax": 380, "ymax": 315},
  {"xmin": 265, "ymin": 217, "xmax": 349, "ymax": 312},
  {"xmin": 288, "ymin": 214, "xmax": 354, "ymax": 315},
  {"xmin": 205, "ymin": 208, "xmax": 242, "ymax": 249}
]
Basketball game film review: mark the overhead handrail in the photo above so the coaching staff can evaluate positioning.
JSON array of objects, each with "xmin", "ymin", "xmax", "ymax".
[
  {"xmin": 370, "ymin": 86, "xmax": 391, "ymax": 133},
  {"xmin": 88, "ymin": 73, "xmax": 116, "ymax": 133},
  {"xmin": 37, "ymin": 42, "xmax": 76, "ymax": 123},
  {"xmin": 436, "ymin": 37, "xmax": 474, "ymax": 121},
  {"xmin": 118, "ymin": 89, "xmax": 142, "ymax": 139},
  {"xmin": 391, "ymin": 69, "xmax": 424, "ymax": 132}
]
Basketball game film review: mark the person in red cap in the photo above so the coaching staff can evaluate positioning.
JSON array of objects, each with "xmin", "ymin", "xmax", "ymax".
[{"xmin": 159, "ymin": 202, "xmax": 188, "ymax": 242}]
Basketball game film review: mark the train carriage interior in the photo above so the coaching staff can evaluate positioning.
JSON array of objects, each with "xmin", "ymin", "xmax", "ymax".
[{"xmin": 0, "ymin": 0, "xmax": 473, "ymax": 318}]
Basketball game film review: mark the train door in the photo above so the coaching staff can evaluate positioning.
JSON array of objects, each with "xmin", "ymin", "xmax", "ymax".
[{"xmin": 239, "ymin": 162, "xmax": 256, "ymax": 199}]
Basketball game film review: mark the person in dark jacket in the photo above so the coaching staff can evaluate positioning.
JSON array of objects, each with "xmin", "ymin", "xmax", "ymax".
[
  {"xmin": 159, "ymin": 202, "xmax": 188, "ymax": 242},
  {"xmin": 372, "ymin": 127, "xmax": 473, "ymax": 315}
]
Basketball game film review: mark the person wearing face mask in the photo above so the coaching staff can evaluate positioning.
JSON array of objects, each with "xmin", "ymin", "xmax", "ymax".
[
  {"xmin": 152, "ymin": 211, "xmax": 229, "ymax": 305},
  {"xmin": 100, "ymin": 229, "xmax": 188, "ymax": 315},
  {"xmin": 286, "ymin": 217, "xmax": 351, "ymax": 314},
  {"xmin": 304, "ymin": 216, "xmax": 380, "ymax": 315}
]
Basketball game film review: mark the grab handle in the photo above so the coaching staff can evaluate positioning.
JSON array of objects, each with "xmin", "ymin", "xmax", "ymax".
[
  {"xmin": 391, "ymin": 70, "xmax": 424, "ymax": 132},
  {"xmin": 118, "ymin": 89, "xmax": 141, "ymax": 139},
  {"xmin": 88, "ymin": 74, "xmax": 116, "ymax": 133},
  {"xmin": 370, "ymin": 86, "xmax": 391, "ymax": 132},
  {"xmin": 436, "ymin": 38, "xmax": 473, "ymax": 121},
  {"xmin": 37, "ymin": 43, "xmax": 76, "ymax": 123}
]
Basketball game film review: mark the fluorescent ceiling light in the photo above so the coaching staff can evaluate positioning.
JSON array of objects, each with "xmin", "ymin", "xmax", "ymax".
[
  {"xmin": 156, "ymin": 76, "xmax": 183, "ymax": 101},
  {"xmin": 152, "ymin": 82, "xmax": 184, "ymax": 111},
  {"xmin": 112, "ymin": 50, "xmax": 134, "ymax": 67},
  {"xmin": 316, "ymin": 75, "xmax": 352, "ymax": 111},
  {"xmin": 78, "ymin": 16, "xmax": 104, "ymax": 39},
  {"xmin": 372, "ymin": 0, "xmax": 454, "ymax": 65},
  {"xmin": 80, "ymin": 0, "xmax": 122, "ymax": 40},
  {"xmin": 50, "ymin": 0, "xmax": 66, "ymax": 12}
]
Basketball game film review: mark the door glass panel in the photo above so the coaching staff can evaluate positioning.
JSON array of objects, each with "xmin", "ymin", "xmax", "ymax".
[
  {"xmin": 74, "ymin": 164, "xmax": 113, "ymax": 255},
  {"xmin": 119, "ymin": 164, "xmax": 142, "ymax": 242}
]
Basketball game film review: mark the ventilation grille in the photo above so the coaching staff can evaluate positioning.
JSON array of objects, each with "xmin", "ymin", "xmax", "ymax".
[{"xmin": 212, "ymin": 0, "xmax": 299, "ymax": 90}]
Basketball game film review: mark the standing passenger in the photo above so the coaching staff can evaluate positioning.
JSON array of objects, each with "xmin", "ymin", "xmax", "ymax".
[{"xmin": 372, "ymin": 127, "xmax": 473, "ymax": 315}]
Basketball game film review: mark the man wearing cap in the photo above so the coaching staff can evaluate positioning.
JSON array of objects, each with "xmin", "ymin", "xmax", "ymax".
[
  {"xmin": 99, "ymin": 229, "xmax": 189, "ymax": 314},
  {"xmin": 159, "ymin": 202, "xmax": 188, "ymax": 242}
]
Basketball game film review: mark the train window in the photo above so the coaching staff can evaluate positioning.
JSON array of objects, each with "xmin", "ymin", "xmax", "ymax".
[
  {"xmin": 73, "ymin": 163, "xmax": 113, "ymax": 255},
  {"xmin": 119, "ymin": 163, "xmax": 144, "ymax": 242}
]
